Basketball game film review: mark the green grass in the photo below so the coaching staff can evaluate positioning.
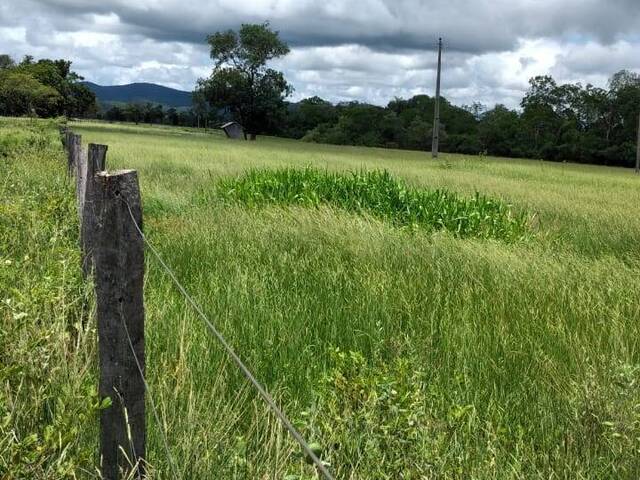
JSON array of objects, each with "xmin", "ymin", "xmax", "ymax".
[
  {"xmin": 214, "ymin": 168, "xmax": 531, "ymax": 241},
  {"xmin": 0, "ymin": 118, "xmax": 100, "ymax": 478},
  {"xmin": 3, "ymin": 118, "xmax": 640, "ymax": 478}
]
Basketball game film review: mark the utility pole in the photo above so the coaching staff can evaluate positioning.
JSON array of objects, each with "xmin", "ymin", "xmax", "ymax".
[
  {"xmin": 636, "ymin": 110, "xmax": 639, "ymax": 174},
  {"xmin": 432, "ymin": 37, "xmax": 442, "ymax": 158}
]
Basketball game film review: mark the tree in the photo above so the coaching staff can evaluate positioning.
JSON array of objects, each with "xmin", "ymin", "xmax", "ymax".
[
  {"xmin": 283, "ymin": 96, "xmax": 338, "ymax": 138},
  {"xmin": 192, "ymin": 89, "xmax": 210, "ymax": 128},
  {"xmin": 198, "ymin": 22, "xmax": 292, "ymax": 139},
  {"xmin": 463, "ymin": 102, "xmax": 486, "ymax": 121},
  {"xmin": 405, "ymin": 118, "xmax": 431, "ymax": 150},
  {"xmin": 104, "ymin": 105, "xmax": 125, "ymax": 122},
  {"xmin": 605, "ymin": 70, "xmax": 640, "ymax": 166},
  {"xmin": 67, "ymin": 81, "xmax": 97, "ymax": 117},
  {"xmin": 0, "ymin": 72, "xmax": 62, "ymax": 116},
  {"xmin": 141, "ymin": 103, "xmax": 163, "ymax": 124},
  {"xmin": 520, "ymin": 76, "xmax": 567, "ymax": 156},
  {"xmin": 166, "ymin": 107, "xmax": 179, "ymax": 126},
  {"xmin": 124, "ymin": 103, "xmax": 144, "ymax": 124},
  {"xmin": 608, "ymin": 69, "xmax": 640, "ymax": 93},
  {"xmin": 0, "ymin": 56, "xmax": 96, "ymax": 117},
  {"xmin": 0, "ymin": 54, "xmax": 14, "ymax": 70},
  {"xmin": 479, "ymin": 105, "xmax": 523, "ymax": 157}
]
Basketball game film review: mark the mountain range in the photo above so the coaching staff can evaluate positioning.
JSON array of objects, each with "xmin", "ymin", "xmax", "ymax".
[{"xmin": 82, "ymin": 82, "xmax": 193, "ymax": 108}]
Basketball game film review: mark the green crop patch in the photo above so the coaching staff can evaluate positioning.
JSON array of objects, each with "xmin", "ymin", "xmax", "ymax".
[{"xmin": 213, "ymin": 167, "xmax": 531, "ymax": 242}]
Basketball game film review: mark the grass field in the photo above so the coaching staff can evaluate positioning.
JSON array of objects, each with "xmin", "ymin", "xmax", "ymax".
[{"xmin": 2, "ymin": 118, "xmax": 640, "ymax": 478}]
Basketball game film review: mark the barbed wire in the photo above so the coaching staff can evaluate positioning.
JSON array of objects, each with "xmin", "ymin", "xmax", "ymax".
[{"xmin": 121, "ymin": 198, "xmax": 335, "ymax": 480}]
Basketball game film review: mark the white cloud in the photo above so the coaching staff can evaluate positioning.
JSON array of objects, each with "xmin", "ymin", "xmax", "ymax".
[
  {"xmin": 1, "ymin": 0, "xmax": 640, "ymax": 108},
  {"xmin": 277, "ymin": 38, "xmax": 627, "ymax": 108}
]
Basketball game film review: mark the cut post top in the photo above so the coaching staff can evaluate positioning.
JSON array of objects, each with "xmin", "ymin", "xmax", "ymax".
[{"xmin": 97, "ymin": 169, "xmax": 136, "ymax": 178}]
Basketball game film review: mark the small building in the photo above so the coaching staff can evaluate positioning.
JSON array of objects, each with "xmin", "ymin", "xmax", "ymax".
[{"xmin": 221, "ymin": 121, "xmax": 244, "ymax": 140}]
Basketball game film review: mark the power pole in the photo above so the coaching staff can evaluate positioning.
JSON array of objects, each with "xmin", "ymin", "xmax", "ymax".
[
  {"xmin": 636, "ymin": 110, "xmax": 640, "ymax": 174},
  {"xmin": 432, "ymin": 37, "xmax": 443, "ymax": 158}
]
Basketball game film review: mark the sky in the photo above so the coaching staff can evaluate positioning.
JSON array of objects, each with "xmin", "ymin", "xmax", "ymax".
[{"xmin": 2, "ymin": 0, "xmax": 640, "ymax": 108}]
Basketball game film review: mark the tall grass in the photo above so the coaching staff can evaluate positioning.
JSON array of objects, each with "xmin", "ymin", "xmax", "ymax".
[
  {"xmin": 215, "ymin": 167, "xmax": 531, "ymax": 241},
  {"xmin": 0, "ymin": 118, "xmax": 100, "ymax": 478},
  {"xmin": 8, "ymin": 119, "xmax": 638, "ymax": 479}
]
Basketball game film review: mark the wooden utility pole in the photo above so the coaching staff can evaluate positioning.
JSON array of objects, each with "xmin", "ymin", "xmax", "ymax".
[
  {"xmin": 636, "ymin": 111, "xmax": 640, "ymax": 174},
  {"xmin": 432, "ymin": 38, "xmax": 443, "ymax": 158},
  {"xmin": 93, "ymin": 170, "xmax": 145, "ymax": 480}
]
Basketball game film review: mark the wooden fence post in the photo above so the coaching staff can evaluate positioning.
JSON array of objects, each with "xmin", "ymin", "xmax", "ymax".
[
  {"xmin": 64, "ymin": 131, "xmax": 71, "ymax": 154},
  {"xmin": 93, "ymin": 170, "xmax": 146, "ymax": 480},
  {"xmin": 68, "ymin": 133, "xmax": 81, "ymax": 177},
  {"xmin": 67, "ymin": 131, "xmax": 74, "ymax": 152},
  {"xmin": 80, "ymin": 144, "xmax": 108, "ymax": 276},
  {"xmin": 59, "ymin": 126, "xmax": 69, "ymax": 149},
  {"xmin": 76, "ymin": 144, "xmax": 87, "ymax": 223}
]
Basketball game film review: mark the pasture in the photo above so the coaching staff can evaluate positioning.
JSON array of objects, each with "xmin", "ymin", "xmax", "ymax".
[{"xmin": 2, "ymin": 118, "xmax": 640, "ymax": 478}]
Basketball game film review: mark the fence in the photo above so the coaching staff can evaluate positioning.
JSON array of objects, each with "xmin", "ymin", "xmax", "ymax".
[{"xmin": 58, "ymin": 125, "xmax": 333, "ymax": 480}]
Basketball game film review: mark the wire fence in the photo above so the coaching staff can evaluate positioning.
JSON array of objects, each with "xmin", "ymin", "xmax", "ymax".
[
  {"xmin": 122, "ymin": 197, "xmax": 335, "ymax": 480},
  {"xmin": 61, "ymin": 126, "xmax": 334, "ymax": 479}
]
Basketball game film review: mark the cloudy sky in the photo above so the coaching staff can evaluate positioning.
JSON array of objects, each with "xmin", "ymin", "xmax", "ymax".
[{"xmin": 2, "ymin": 0, "xmax": 640, "ymax": 108}]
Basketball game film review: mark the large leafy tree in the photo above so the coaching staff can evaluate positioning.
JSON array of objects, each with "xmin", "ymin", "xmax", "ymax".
[
  {"xmin": 0, "ymin": 54, "xmax": 96, "ymax": 117},
  {"xmin": 198, "ymin": 22, "xmax": 292, "ymax": 139},
  {"xmin": 19, "ymin": 59, "xmax": 97, "ymax": 116},
  {"xmin": 0, "ymin": 72, "xmax": 62, "ymax": 116},
  {"xmin": 283, "ymin": 96, "xmax": 338, "ymax": 138},
  {"xmin": 608, "ymin": 70, "xmax": 640, "ymax": 143},
  {"xmin": 478, "ymin": 105, "xmax": 523, "ymax": 156}
]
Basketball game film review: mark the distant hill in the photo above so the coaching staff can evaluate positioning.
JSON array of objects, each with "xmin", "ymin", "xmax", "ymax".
[{"xmin": 83, "ymin": 82, "xmax": 193, "ymax": 108}]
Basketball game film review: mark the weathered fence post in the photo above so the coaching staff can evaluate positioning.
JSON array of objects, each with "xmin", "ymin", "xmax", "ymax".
[
  {"xmin": 67, "ymin": 133, "xmax": 81, "ymax": 177},
  {"xmin": 80, "ymin": 144, "xmax": 108, "ymax": 276},
  {"xmin": 66, "ymin": 130, "xmax": 74, "ymax": 152},
  {"xmin": 93, "ymin": 170, "xmax": 145, "ymax": 480},
  {"xmin": 76, "ymin": 145, "xmax": 87, "ymax": 223},
  {"xmin": 59, "ymin": 126, "xmax": 69, "ymax": 149}
]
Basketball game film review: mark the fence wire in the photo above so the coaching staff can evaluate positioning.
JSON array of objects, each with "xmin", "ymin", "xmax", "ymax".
[
  {"xmin": 118, "ymin": 301, "xmax": 182, "ymax": 480},
  {"xmin": 122, "ymin": 198, "xmax": 335, "ymax": 480}
]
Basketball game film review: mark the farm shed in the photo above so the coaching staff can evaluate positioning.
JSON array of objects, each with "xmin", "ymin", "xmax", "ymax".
[{"xmin": 221, "ymin": 121, "xmax": 244, "ymax": 139}]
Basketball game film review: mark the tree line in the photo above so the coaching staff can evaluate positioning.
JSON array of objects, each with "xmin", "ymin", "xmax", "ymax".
[
  {"xmin": 0, "ymin": 54, "xmax": 96, "ymax": 117},
  {"xmin": 97, "ymin": 101, "xmax": 216, "ymax": 128},
  {"xmin": 273, "ymin": 70, "xmax": 640, "ymax": 168}
]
